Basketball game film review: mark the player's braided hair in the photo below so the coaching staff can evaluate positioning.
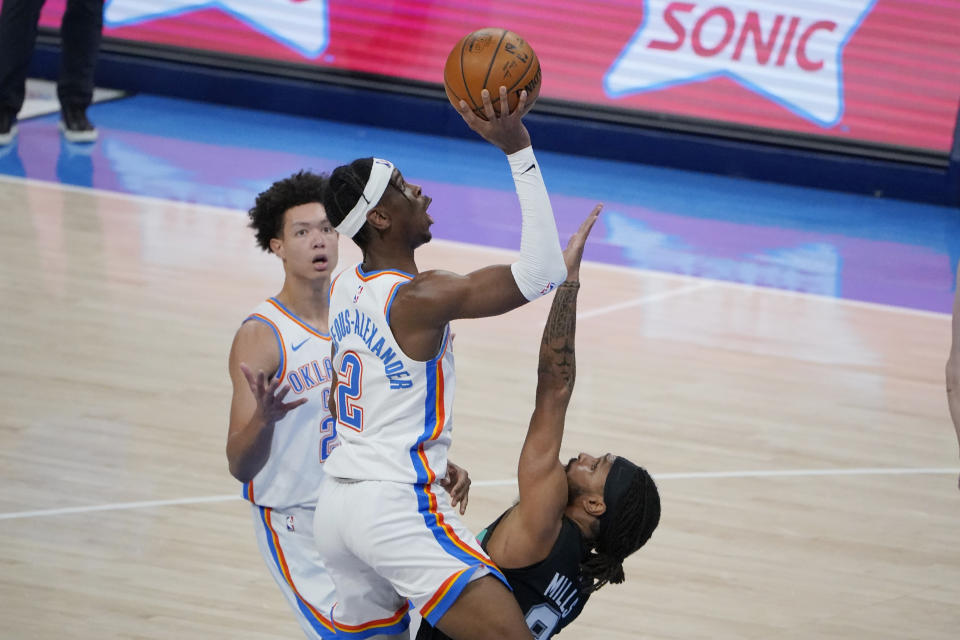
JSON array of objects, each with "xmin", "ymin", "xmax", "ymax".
[
  {"xmin": 247, "ymin": 170, "xmax": 327, "ymax": 252},
  {"xmin": 580, "ymin": 464, "xmax": 660, "ymax": 595},
  {"xmin": 323, "ymin": 157, "xmax": 376, "ymax": 248}
]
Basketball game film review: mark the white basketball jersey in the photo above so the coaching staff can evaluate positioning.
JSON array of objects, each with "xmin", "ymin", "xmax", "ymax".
[
  {"xmin": 325, "ymin": 265, "xmax": 455, "ymax": 484},
  {"xmin": 241, "ymin": 298, "xmax": 338, "ymax": 510}
]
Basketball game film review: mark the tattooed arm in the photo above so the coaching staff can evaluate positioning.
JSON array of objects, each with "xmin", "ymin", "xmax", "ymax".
[
  {"xmin": 483, "ymin": 206, "xmax": 601, "ymax": 568},
  {"xmin": 531, "ymin": 280, "xmax": 580, "ymax": 420}
]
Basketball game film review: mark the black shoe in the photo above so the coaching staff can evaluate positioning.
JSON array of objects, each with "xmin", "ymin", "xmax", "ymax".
[
  {"xmin": 59, "ymin": 105, "xmax": 98, "ymax": 143},
  {"xmin": 0, "ymin": 110, "xmax": 17, "ymax": 146}
]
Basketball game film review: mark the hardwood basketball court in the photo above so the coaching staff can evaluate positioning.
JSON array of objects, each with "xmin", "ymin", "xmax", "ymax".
[{"xmin": 1, "ymin": 176, "xmax": 957, "ymax": 639}]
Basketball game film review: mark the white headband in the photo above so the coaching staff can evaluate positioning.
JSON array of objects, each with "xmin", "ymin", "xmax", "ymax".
[{"xmin": 334, "ymin": 158, "xmax": 395, "ymax": 238}]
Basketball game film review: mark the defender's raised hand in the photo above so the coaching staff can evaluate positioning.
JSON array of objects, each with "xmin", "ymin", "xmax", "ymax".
[{"xmin": 563, "ymin": 204, "xmax": 603, "ymax": 282}]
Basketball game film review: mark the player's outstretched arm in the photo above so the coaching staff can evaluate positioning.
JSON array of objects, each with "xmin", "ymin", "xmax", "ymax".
[
  {"xmin": 226, "ymin": 322, "xmax": 307, "ymax": 482},
  {"xmin": 485, "ymin": 206, "xmax": 601, "ymax": 567},
  {"xmin": 400, "ymin": 87, "xmax": 566, "ymax": 327},
  {"xmin": 947, "ymin": 262, "xmax": 960, "ymax": 490}
]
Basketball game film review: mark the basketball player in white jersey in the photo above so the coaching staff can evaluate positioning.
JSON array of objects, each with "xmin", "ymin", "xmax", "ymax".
[
  {"xmin": 226, "ymin": 171, "xmax": 472, "ymax": 640},
  {"xmin": 314, "ymin": 88, "xmax": 566, "ymax": 640},
  {"xmin": 948, "ymin": 262, "xmax": 960, "ymax": 491}
]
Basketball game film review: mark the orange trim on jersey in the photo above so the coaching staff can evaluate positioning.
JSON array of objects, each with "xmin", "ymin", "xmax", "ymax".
[
  {"xmin": 249, "ymin": 313, "xmax": 287, "ymax": 381},
  {"xmin": 266, "ymin": 299, "xmax": 332, "ymax": 340},
  {"xmin": 432, "ymin": 357, "xmax": 446, "ymax": 441},
  {"xmin": 414, "ymin": 358, "xmax": 445, "ymax": 482},
  {"xmin": 383, "ymin": 280, "xmax": 406, "ymax": 318},
  {"xmin": 416, "ymin": 446, "xmax": 436, "ymax": 483},
  {"xmin": 414, "ymin": 331, "xmax": 451, "ymax": 484},
  {"xmin": 262, "ymin": 508, "xmax": 335, "ymax": 633},
  {"xmin": 420, "ymin": 567, "xmax": 470, "ymax": 619},
  {"xmin": 420, "ymin": 483, "xmax": 500, "ymax": 571},
  {"xmin": 354, "ymin": 266, "xmax": 414, "ymax": 282},
  {"xmin": 331, "ymin": 601, "xmax": 410, "ymax": 632},
  {"xmin": 329, "ymin": 270, "xmax": 345, "ymax": 299}
]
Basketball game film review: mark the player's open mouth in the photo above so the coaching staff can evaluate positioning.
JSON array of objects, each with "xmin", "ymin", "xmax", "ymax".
[
  {"xmin": 312, "ymin": 256, "xmax": 328, "ymax": 269},
  {"xmin": 425, "ymin": 197, "xmax": 434, "ymax": 224}
]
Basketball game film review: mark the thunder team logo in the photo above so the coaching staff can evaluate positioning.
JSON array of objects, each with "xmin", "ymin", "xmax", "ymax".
[
  {"xmin": 103, "ymin": 0, "xmax": 330, "ymax": 58},
  {"xmin": 604, "ymin": 0, "xmax": 878, "ymax": 126}
]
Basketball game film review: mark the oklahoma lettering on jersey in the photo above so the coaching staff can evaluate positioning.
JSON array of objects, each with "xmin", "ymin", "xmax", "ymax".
[
  {"xmin": 241, "ymin": 297, "xmax": 337, "ymax": 509},
  {"xmin": 325, "ymin": 265, "xmax": 455, "ymax": 484}
]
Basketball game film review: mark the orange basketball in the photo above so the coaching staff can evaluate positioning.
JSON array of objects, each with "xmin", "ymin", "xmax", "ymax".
[{"xmin": 444, "ymin": 28, "xmax": 541, "ymax": 120}]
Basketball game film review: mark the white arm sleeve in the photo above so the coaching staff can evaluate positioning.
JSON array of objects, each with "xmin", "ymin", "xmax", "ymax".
[{"xmin": 507, "ymin": 146, "xmax": 568, "ymax": 301}]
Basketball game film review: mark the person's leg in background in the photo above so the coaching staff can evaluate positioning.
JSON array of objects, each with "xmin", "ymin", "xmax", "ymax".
[
  {"xmin": 0, "ymin": 0, "xmax": 46, "ymax": 144},
  {"xmin": 57, "ymin": 0, "xmax": 102, "ymax": 142}
]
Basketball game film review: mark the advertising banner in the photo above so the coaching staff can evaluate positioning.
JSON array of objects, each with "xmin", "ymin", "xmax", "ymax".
[{"xmin": 39, "ymin": 0, "xmax": 960, "ymax": 152}]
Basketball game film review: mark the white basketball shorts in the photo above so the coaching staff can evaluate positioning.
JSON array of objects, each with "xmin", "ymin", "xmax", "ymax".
[
  {"xmin": 313, "ymin": 476, "xmax": 510, "ymax": 636},
  {"xmin": 252, "ymin": 503, "xmax": 347, "ymax": 640}
]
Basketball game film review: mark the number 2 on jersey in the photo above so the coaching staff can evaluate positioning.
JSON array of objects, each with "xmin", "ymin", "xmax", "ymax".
[
  {"xmin": 318, "ymin": 387, "xmax": 340, "ymax": 463},
  {"xmin": 319, "ymin": 415, "xmax": 339, "ymax": 462},
  {"xmin": 336, "ymin": 351, "xmax": 364, "ymax": 432}
]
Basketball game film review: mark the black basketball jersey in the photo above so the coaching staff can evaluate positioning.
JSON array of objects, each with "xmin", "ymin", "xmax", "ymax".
[{"xmin": 415, "ymin": 510, "xmax": 590, "ymax": 640}]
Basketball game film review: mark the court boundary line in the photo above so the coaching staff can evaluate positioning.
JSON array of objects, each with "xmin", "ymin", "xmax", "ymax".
[
  {"xmin": 0, "ymin": 174, "xmax": 948, "ymax": 319},
  {"xmin": 1, "ymin": 467, "xmax": 955, "ymax": 521},
  {"xmin": 0, "ymin": 495, "xmax": 241, "ymax": 520},
  {"xmin": 434, "ymin": 238, "xmax": 951, "ymax": 319},
  {"xmin": 478, "ymin": 467, "xmax": 960, "ymax": 485},
  {"xmin": 0, "ymin": 173, "xmax": 243, "ymax": 215},
  {"xmin": 578, "ymin": 282, "xmax": 715, "ymax": 319}
]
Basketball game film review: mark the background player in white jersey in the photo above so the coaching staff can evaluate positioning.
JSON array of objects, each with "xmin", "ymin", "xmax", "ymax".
[
  {"xmin": 314, "ymin": 88, "xmax": 567, "ymax": 640},
  {"xmin": 418, "ymin": 208, "xmax": 661, "ymax": 640},
  {"xmin": 226, "ymin": 171, "xmax": 472, "ymax": 639},
  {"xmin": 948, "ymin": 262, "xmax": 960, "ymax": 491}
]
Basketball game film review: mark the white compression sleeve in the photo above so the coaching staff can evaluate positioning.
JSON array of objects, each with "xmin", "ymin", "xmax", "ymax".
[{"xmin": 507, "ymin": 146, "xmax": 567, "ymax": 301}]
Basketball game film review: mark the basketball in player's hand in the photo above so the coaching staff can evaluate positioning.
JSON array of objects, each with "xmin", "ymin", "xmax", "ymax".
[{"xmin": 444, "ymin": 28, "xmax": 541, "ymax": 120}]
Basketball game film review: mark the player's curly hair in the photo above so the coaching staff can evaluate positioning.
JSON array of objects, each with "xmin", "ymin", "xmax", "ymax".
[
  {"xmin": 323, "ymin": 158, "xmax": 380, "ymax": 249},
  {"xmin": 579, "ymin": 465, "xmax": 660, "ymax": 595},
  {"xmin": 247, "ymin": 170, "xmax": 328, "ymax": 253}
]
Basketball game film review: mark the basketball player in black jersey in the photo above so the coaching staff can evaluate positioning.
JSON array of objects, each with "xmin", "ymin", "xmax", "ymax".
[{"xmin": 417, "ymin": 206, "xmax": 661, "ymax": 640}]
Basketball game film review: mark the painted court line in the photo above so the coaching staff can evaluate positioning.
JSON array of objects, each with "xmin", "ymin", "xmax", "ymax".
[
  {"xmin": 0, "ymin": 494, "xmax": 239, "ymax": 521},
  {"xmin": 656, "ymin": 468, "xmax": 960, "ymax": 479},
  {"xmin": 0, "ymin": 175, "xmax": 949, "ymax": 319},
  {"xmin": 435, "ymin": 237, "xmax": 951, "ymax": 320},
  {"xmin": 0, "ymin": 174, "xmax": 242, "ymax": 216},
  {"xmin": 577, "ymin": 282, "xmax": 714, "ymax": 319},
  {"xmin": 478, "ymin": 467, "xmax": 959, "ymax": 487},
  {"xmin": 2, "ymin": 468, "xmax": 955, "ymax": 520}
]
